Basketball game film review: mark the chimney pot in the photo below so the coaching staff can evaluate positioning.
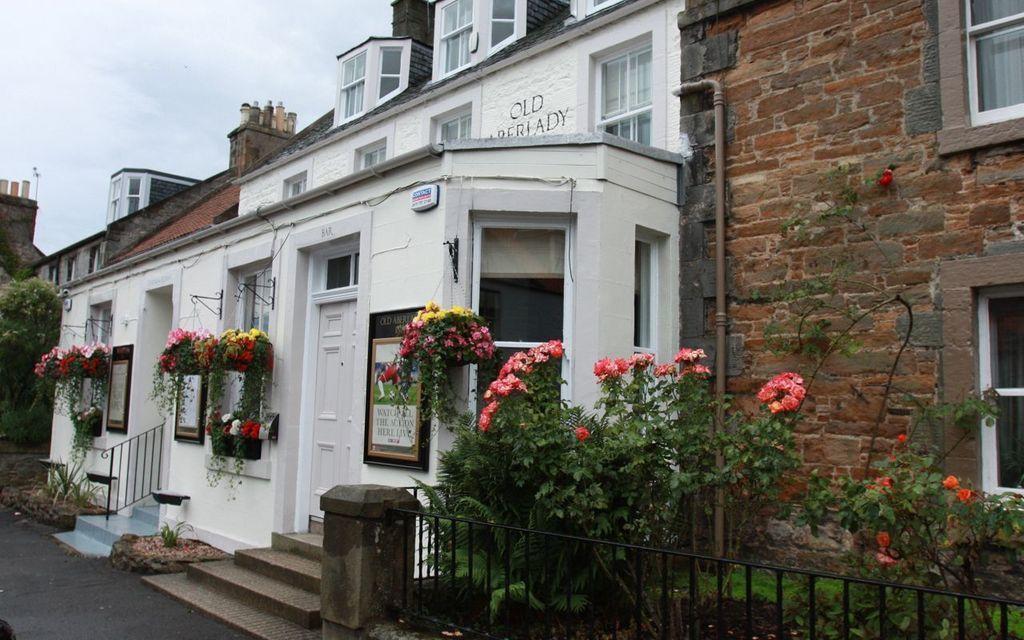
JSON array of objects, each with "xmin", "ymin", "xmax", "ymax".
[
  {"xmin": 273, "ymin": 102, "xmax": 285, "ymax": 131},
  {"xmin": 9, "ymin": 181, "xmax": 18, "ymax": 197},
  {"xmin": 0, "ymin": 180, "xmax": 7, "ymax": 195},
  {"xmin": 21, "ymin": 181, "xmax": 30, "ymax": 199}
]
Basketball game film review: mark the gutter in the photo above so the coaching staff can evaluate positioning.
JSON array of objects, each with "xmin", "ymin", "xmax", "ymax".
[
  {"xmin": 65, "ymin": 144, "xmax": 443, "ymax": 289},
  {"xmin": 674, "ymin": 78, "xmax": 728, "ymax": 556}
]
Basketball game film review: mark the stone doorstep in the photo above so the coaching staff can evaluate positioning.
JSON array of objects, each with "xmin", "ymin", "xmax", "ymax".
[
  {"xmin": 271, "ymin": 531, "xmax": 323, "ymax": 562},
  {"xmin": 235, "ymin": 547, "xmax": 322, "ymax": 594},
  {"xmin": 142, "ymin": 573, "xmax": 321, "ymax": 640},
  {"xmin": 187, "ymin": 560, "xmax": 322, "ymax": 629}
]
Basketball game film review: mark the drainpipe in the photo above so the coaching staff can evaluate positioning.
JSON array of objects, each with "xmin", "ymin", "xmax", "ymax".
[{"xmin": 674, "ymin": 79, "xmax": 727, "ymax": 557}]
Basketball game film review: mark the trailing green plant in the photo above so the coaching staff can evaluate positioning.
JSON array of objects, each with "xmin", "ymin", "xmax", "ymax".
[
  {"xmin": 397, "ymin": 301, "xmax": 497, "ymax": 422},
  {"xmin": 35, "ymin": 344, "xmax": 110, "ymax": 461},
  {"xmin": 45, "ymin": 459, "xmax": 101, "ymax": 508},
  {"xmin": 150, "ymin": 328, "xmax": 216, "ymax": 416},
  {"xmin": 159, "ymin": 521, "xmax": 194, "ymax": 548}
]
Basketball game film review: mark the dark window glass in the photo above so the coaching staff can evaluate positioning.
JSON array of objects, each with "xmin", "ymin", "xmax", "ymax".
[
  {"xmin": 991, "ymin": 296, "xmax": 1024, "ymax": 488},
  {"xmin": 326, "ymin": 255, "xmax": 353, "ymax": 289}
]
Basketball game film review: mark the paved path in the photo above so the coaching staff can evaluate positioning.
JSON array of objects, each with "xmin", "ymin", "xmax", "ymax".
[{"xmin": 0, "ymin": 507, "xmax": 247, "ymax": 639}]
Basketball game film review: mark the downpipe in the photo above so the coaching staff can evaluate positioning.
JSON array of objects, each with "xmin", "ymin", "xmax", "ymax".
[{"xmin": 674, "ymin": 79, "xmax": 728, "ymax": 557}]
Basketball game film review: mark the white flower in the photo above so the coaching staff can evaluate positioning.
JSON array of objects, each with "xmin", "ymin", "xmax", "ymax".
[
  {"xmin": 231, "ymin": 419, "xmax": 241, "ymax": 429},
  {"xmin": 229, "ymin": 424, "xmax": 240, "ymax": 436},
  {"xmin": 258, "ymin": 426, "xmax": 269, "ymax": 440},
  {"xmin": 222, "ymin": 413, "xmax": 233, "ymax": 423}
]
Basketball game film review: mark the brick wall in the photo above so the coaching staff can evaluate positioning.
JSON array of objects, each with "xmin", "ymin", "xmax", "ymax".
[
  {"xmin": 678, "ymin": 0, "xmax": 1024, "ymax": 482},
  {"xmin": 0, "ymin": 192, "xmax": 43, "ymax": 267}
]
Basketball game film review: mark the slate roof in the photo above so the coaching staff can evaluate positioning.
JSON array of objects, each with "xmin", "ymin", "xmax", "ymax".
[
  {"xmin": 248, "ymin": 0, "xmax": 642, "ymax": 175},
  {"xmin": 112, "ymin": 184, "xmax": 240, "ymax": 262}
]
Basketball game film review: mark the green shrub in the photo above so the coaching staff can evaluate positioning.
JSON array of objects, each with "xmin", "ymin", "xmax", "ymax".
[
  {"xmin": 0, "ymin": 402, "xmax": 52, "ymax": 445},
  {"xmin": 45, "ymin": 459, "xmax": 100, "ymax": 508}
]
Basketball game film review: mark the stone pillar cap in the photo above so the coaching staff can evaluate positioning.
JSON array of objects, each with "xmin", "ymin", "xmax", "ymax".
[{"xmin": 320, "ymin": 484, "xmax": 421, "ymax": 519}]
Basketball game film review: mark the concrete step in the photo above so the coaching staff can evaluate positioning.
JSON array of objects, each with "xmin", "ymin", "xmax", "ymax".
[
  {"xmin": 73, "ymin": 513, "xmax": 158, "ymax": 547},
  {"xmin": 187, "ymin": 560, "xmax": 321, "ymax": 629},
  {"xmin": 143, "ymin": 573, "xmax": 321, "ymax": 640},
  {"xmin": 132, "ymin": 504, "xmax": 160, "ymax": 527},
  {"xmin": 235, "ymin": 548, "xmax": 321, "ymax": 594},
  {"xmin": 271, "ymin": 532, "xmax": 323, "ymax": 562},
  {"xmin": 52, "ymin": 530, "xmax": 111, "ymax": 557}
]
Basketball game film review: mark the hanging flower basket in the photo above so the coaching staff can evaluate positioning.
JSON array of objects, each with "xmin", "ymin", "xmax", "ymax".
[
  {"xmin": 35, "ymin": 344, "xmax": 111, "ymax": 461},
  {"xmin": 397, "ymin": 302, "xmax": 496, "ymax": 422},
  {"xmin": 218, "ymin": 329, "xmax": 273, "ymax": 374},
  {"xmin": 152, "ymin": 329, "xmax": 218, "ymax": 416}
]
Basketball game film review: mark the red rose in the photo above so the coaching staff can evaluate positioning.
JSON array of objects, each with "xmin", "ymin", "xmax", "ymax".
[{"xmin": 574, "ymin": 426, "xmax": 590, "ymax": 442}]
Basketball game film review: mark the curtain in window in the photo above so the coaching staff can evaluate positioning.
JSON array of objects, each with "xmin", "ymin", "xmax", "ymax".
[
  {"xmin": 977, "ymin": 27, "xmax": 1024, "ymax": 112},
  {"xmin": 971, "ymin": 0, "xmax": 1024, "ymax": 23},
  {"xmin": 992, "ymin": 296, "xmax": 1024, "ymax": 488}
]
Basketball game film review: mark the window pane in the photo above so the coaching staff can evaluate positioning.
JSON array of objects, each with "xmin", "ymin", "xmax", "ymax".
[
  {"xmin": 636, "ymin": 111, "xmax": 652, "ymax": 145},
  {"xmin": 976, "ymin": 27, "xmax": 1024, "ymax": 112},
  {"xmin": 492, "ymin": 20, "xmax": 515, "ymax": 46},
  {"xmin": 344, "ymin": 83, "xmax": 364, "ymax": 117},
  {"xmin": 493, "ymin": 0, "xmax": 515, "ymax": 19},
  {"xmin": 634, "ymin": 240, "xmax": 652, "ymax": 349},
  {"xmin": 602, "ymin": 56, "xmax": 627, "ymax": 118},
  {"xmin": 444, "ymin": 30, "xmax": 470, "ymax": 73},
  {"xmin": 381, "ymin": 48, "xmax": 402, "ymax": 75},
  {"xmin": 459, "ymin": 0, "xmax": 473, "ymax": 26},
  {"xmin": 996, "ymin": 395, "xmax": 1024, "ymax": 487},
  {"xmin": 380, "ymin": 76, "xmax": 400, "ymax": 98},
  {"xmin": 127, "ymin": 196, "xmax": 140, "ymax": 214},
  {"xmin": 991, "ymin": 296, "xmax": 1024, "ymax": 488},
  {"xmin": 972, "ymin": 0, "xmax": 1024, "ymax": 24},
  {"xmin": 128, "ymin": 177, "xmax": 141, "ymax": 195},
  {"xmin": 363, "ymin": 145, "xmax": 386, "ymax": 169},
  {"xmin": 441, "ymin": 114, "xmax": 471, "ymax": 142},
  {"xmin": 443, "ymin": 1, "xmax": 459, "ymax": 32},
  {"xmin": 326, "ymin": 256, "xmax": 352, "ymax": 289},
  {"xmin": 480, "ymin": 228, "xmax": 565, "ymax": 343},
  {"xmin": 245, "ymin": 271, "xmax": 272, "ymax": 333},
  {"xmin": 631, "ymin": 48, "xmax": 653, "ymax": 108}
]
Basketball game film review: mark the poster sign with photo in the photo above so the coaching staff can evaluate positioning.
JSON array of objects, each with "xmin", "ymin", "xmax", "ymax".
[
  {"xmin": 363, "ymin": 308, "xmax": 429, "ymax": 470},
  {"xmin": 174, "ymin": 375, "xmax": 206, "ymax": 444},
  {"xmin": 106, "ymin": 344, "xmax": 133, "ymax": 433}
]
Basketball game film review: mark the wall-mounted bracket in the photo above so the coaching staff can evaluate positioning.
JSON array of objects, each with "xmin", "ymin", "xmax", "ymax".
[
  {"xmin": 190, "ymin": 290, "xmax": 224, "ymax": 319},
  {"xmin": 444, "ymin": 237, "xmax": 459, "ymax": 283},
  {"xmin": 235, "ymin": 274, "xmax": 276, "ymax": 310}
]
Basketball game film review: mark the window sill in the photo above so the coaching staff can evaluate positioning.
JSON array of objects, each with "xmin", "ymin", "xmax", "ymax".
[
  {"xmin": 204, "ymin": 453, "xmax": 272, "ymax": 480},
  {"xmin": 938, "ymin": 117, "xmax": 1024, "ymax": 155}
]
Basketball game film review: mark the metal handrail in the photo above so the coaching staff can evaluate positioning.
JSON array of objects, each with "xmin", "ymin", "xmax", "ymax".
[
  {"xmin": 98, "ymin": 423, "xmax": 164, "ymax": 519},
  {"xmin": 391, "ymin": 506, "xmax": 1024, "ymax": 639}
]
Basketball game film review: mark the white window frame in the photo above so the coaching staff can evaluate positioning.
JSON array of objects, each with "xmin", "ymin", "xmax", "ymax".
[
  {"xmin": 86, "ymin": 302, "xmax": 113, "ymax": 346},
  {"xmin": 64, "ymin": 255, "xmax": 76, "ymax": 282},
  {"xmin": 108, "ymin": 177, "xmax": 121, "ymax": 221},
  {"xmin": 633, "ymin": 234, "xmax": 659, "ymax": 355},
  {"xmin": 378, "ymin": 46, "xmax": 404, "ymax": 102},
  {"xmin": 440, "ymin": 0, "xmax": 474, "ymax": 78},
  {"xmin": 437, "ymin": 110, "xmax": 473, "ymax": 143},
  {"xmin": 471, "ymin": 217, "xmax": 574, "ymax": 403},
  {"xmin": 283, "ymin": 171, "xmax": 308, "ymax": 199},
  {"xmin": 239, "ymin": 268, "xmax": 274, "ymax": 334},
  {"xmin": 126, "ymin": 176, "xmax": 143, "ymax": 215},
  {"xmin": 978, "ymin": 286, "xmax": 1024, "ymax": 496},
  {"xmin": 489, "ymin": 0, "xmax": 518, "ymax": 53},
  {"xmin": 340, "ymin": 51, "xmax": 368, "ymax": 122},
  {"xmin": 596, "ymin": 44, "xmax": 654, "ymax": 145},
  {"xmin": 965, "ymin": 0, "xmax": 1024, "ymax": 126},
  {"xmin": 87, "ymin": 245, "xmax": 102, "ymax": 274},
  {"xmin": 311, "ymin": 244, "xmax": 361, "ymax": 305},
  {"xmin": 359, "ymin": 140, "xmax": 388, "ymax": 170},
  {"xmin": 579, "ymin": 0, "xmax": 627, "ymax": 17}
]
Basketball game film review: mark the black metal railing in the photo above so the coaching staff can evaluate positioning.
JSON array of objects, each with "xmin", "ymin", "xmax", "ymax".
[
  {"xmin": 391, "ymin": 507, "xmax": 1024, "ymax": 640},
  {"xmin": 98, "ymin": 424, "xmax": 163, "ymax": 519}
]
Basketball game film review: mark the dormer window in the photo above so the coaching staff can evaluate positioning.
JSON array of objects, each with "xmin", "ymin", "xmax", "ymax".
[
  {"xmin": 334, "ymin": 39, "xmax": 418, "ymax": 127},
  {"xmin": 441, "ymin": 0, "xmax": 473, "ymax": 76},
  {"xmin": 106, "ymin": 169, "xmax": 197, "ymax": 224},
  {"xmin": 574, "ymin": 0, "xmax": 627, "ymax": 18},
  {"xmin": 341, "ymin": 52, "xmax": 367, "ymax": 120},
  {"xmin": 490, "ymin": 0, "xmax": 516, "ymax": 50}
]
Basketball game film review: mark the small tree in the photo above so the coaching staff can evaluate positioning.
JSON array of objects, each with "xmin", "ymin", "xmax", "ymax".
[{"xmin": 0, "ymin": 278, "xmax": 61, "ymax": 409}]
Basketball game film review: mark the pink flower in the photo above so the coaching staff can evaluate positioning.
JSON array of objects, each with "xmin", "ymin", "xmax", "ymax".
[
  {"xmin": 876, "ymin": 551, "xmax": 898, "ymax": 567},
  {"xmin": 682, "ymin": 364, "xmax": 712, "ymax": 377},
  {"xmin": 594, "ymin": 358, "xmax": 623, "ymax": 381},
  {"xmin": 674, "ymin": 348, "xmax": 707, "ymax": 364},
  {"xmin": 478, "ymin": 401, "xmax": 499, "ymax": 432},
  {"xmin": 757, "ymin": 372, "xmax": 806, "ymax": 414},
  {"xmin": 653, "ymin": 364, "xmax": 676, "ymax": 377},
  {"xmin": 628, "ymin": 353, "xmax": 655, "ymax": 370},
  {"xmin": 574, "ymin": 425, "xmax": 590, "ymax": 442}
]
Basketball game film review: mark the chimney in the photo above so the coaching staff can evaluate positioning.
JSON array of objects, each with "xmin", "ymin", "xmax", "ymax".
[
  {"xmin": 0, "ymin": 178, "xmax": 41, "ymax": 269},
  {"xmin": 227, "ymin": 100, "xmax": 299, "ymax": 177},
  {"xmin": 392, "ymin": 0, "xmax": 432, "ymax": 43}
]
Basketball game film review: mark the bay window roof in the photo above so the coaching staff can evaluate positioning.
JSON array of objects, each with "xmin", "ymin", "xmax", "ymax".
[{"xmin": 334, "ymin": 37, "xmax": 433, "ymax": 127}]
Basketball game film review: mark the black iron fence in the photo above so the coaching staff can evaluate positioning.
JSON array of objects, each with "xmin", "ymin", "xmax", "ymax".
[
  {"xmin": 390, "ymin": 507, "xmax": 1024, "ymax": 640},
  {"xmin": 98, "ymin": 424, "xmax": 163, "ymax": 518}
]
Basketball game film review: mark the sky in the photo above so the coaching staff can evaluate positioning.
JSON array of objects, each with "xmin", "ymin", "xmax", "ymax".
[{"xmin": 0, "ymin": 0, "xmax": 392, "ymax": 254}]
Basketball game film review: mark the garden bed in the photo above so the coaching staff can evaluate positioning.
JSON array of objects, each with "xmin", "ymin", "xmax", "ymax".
[
  {"xmin": 0, "ymin": 484, "xmax": 105, "ymax": 530},
  {"xmin": 109, "ymin": 533, "xmax": 228, "ymax": 574}
]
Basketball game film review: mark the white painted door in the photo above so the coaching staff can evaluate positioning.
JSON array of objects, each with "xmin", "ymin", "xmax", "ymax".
[{"xmin": 309, "ymin": 300, "xmax": 359, "ymax": 519}]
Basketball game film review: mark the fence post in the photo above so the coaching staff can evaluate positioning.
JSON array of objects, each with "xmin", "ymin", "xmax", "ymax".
[{"xmin": 320, "ymin": 484, "xmax": 421, "ymax": 639}]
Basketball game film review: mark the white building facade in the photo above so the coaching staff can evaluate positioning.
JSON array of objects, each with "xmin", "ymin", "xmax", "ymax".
[{"xmin": 50, "ymin": 0, "xmax": 685, "ymax": 551}]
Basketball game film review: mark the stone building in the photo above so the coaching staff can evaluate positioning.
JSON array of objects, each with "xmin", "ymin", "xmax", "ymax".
[
  {"xmin": 677, "ymin": 0, "xmax": 1024, "ymax": 495},
  {"xmin": 0, "ymin": 179, "xmax": 44, "ymax": 281}
]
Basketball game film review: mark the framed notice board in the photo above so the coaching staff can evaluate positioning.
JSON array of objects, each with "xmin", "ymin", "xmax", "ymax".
[
  {"xmin": 363, "ymin": 308, "xmax": 429, "ymax": 470},
  {"xmin": 105, "ymin": 344, "xmax": 133, "ymax": 433}
]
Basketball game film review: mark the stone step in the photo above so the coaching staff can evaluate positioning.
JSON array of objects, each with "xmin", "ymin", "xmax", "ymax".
[
  {"xmin": 73, "ymin": 513, "xmax": 157, "ymax": 547},
  {"xmin": 52, "ymin": 530, "xmax": 111, "ymax": 557},
  {"xmin": 187, "ymin": 560, "xmax": 321, "ymax": 629},
  {"xmin": 235, "ymin": 548, "xmax": 321, "ymax": 594},
  {"xmin": 132, "ymin": 504, "xmax": 160, "ymax": 527},
  {"xmin": 271, "ymin": 532, "xmax": 323, "ymax": 562},
  {"xmin": 143, "ymin": 573, "xmax": 321, "ymax": 640}
]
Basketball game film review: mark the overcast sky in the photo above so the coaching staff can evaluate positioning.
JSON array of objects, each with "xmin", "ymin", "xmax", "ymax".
[{"xmin": 0, "ymin": 0, "xmax": 392, "ymax": 254}]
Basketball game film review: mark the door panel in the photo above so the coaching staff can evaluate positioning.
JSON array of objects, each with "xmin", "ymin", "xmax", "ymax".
[{"xmin": 309, "ymin": 300, "xmax": 358, "ymax": 518}]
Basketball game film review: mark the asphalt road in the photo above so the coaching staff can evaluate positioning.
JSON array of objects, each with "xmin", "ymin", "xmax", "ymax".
[{"xmin": 0, "ymin": 507, "xmax": 246, "ymax": 640}]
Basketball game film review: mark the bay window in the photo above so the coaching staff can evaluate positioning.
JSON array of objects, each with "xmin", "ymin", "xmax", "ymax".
[
  {"xmin": 979, "ymin": 290, "xmax": 1024, "ymax": 493},
  {"xmin": 341, "ymin": 52, "xmax": 367, "ymax": 120},
  {"xmin": 599, "ymin": 45, "xmax": 653, "ymax": 145},
  {"xmin": 968, "ymin": 0, "xmax": 1024, "ymax": 125},
  {"xmin": 442, "ymin": 0, "xmax": 473, "ymax": 76}
]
